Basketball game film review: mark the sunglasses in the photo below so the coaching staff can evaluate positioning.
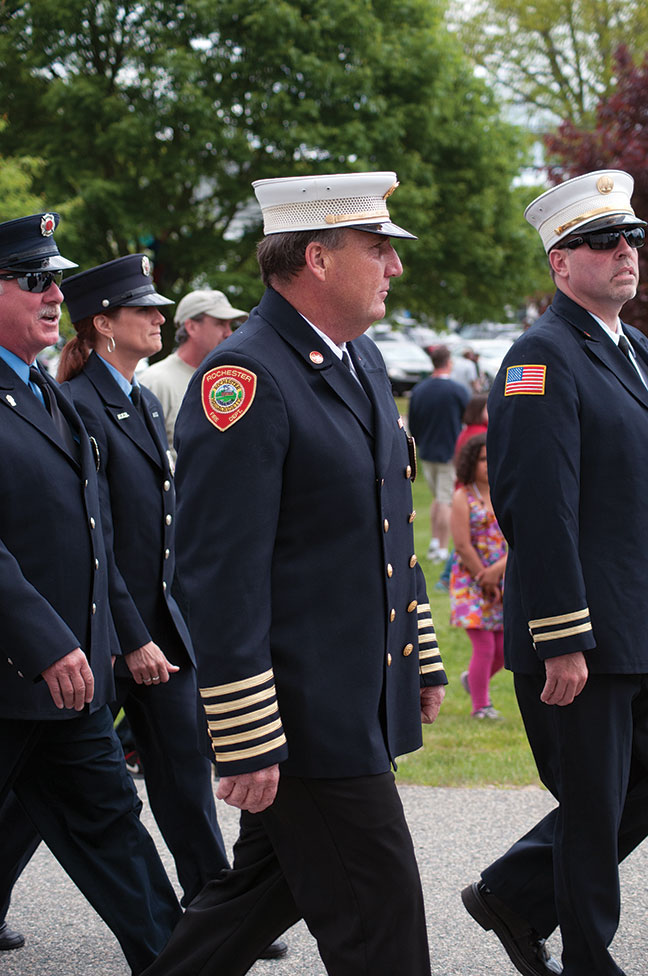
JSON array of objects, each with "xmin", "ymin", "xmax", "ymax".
[
  {"xmin": 559, "ymin": 227, "xmax": 646, "ymax": 251},
  {"xmin": 0, "ymin": 270, "xmax": 64, "ymax": 293}
]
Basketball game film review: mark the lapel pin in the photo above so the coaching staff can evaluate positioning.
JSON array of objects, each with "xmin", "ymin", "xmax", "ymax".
[
  {"xmin": 5, "ymin": 394, "xmax": 16, "ymax": 407},
  {"xmin": 309, "ymin": 351, "xmax": 324, "ymax": 364},
  {"xmin": 117, "ymin": 411, "xmax": 130, "ymax": 420}
]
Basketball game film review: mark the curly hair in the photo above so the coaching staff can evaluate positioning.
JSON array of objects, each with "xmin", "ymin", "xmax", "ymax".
[{"xmin": 455, "ymin": 432, "xmax": 487, "ymax": 486}]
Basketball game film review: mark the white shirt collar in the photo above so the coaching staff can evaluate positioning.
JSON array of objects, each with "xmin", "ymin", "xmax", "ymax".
[{"xmin": 589, "ymin": 312, "xmax": 622, "ymax": 345}]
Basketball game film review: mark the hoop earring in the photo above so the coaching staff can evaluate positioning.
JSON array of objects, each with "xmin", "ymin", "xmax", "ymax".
[{"xmin": 106, "ymin": 336, "xmax": 116, "ymax": 354}]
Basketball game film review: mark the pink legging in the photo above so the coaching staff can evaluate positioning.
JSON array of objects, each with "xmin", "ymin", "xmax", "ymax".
[{"xmin": 466, "ymin": 628, "xmax": 504, "ymax": 713}]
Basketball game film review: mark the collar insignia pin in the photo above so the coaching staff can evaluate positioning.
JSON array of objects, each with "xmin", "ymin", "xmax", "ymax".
[
  {"xmin": 309, "ymin": 351, "xmax": 324, "ymax": 365},
  {"xmin": 6, "ymin": 394, "xmax": 16, "ymax": 406}
]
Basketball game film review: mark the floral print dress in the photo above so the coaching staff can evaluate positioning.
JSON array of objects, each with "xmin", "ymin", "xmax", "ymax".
[{"xmin": 449, "ymin": 484, "xmax": 507, "ymax": 630}]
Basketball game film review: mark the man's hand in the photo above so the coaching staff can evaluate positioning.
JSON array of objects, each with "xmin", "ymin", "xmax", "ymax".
[
  {"xmin": 541, "ymin": 651, "xmax": 588, "ymax": 706},
  {"xmin": 216, "ymin": 765, "xmax": 280, "ymax": 813},
  {"xmin": 420, "ymin": 684, "xmax": 446, "ymax": 724},
  {"xmin": 42, "ymin": 648, "xmax": 94, "ymax": 711},
  {"xmin": 125, "ymin": 641, "xmax": 180, "ymax": 686}
]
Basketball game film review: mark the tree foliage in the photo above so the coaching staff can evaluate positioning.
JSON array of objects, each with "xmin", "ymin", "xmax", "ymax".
[
  {"xmin": 544, "ymin": 46, "xmax": 648, "ymax": 330},
  {"xmin": 0, "ymin": 123, "xmax": 46, "ymax": 219},
  {"xmin": 451, "ymin": 0, "xmax": 648, "ymax": 128},
  {"xmin": 0, "ymin": 0, "xmax": 545, "ymax": 330}
]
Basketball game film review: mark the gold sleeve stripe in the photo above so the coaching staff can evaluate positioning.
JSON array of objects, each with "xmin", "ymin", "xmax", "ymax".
[
  {"xmin": 213, "ymin": 733, "xmax": 287, "ymax": 763},
  {"xmin": 209, "ymin": 717, "xmax": 283, "ymax": 747},
  {"xmin": 206, "ymin": 701, "xmax": 278, "ymax": 731},
  {"xmin": 200, "ymin": 668, "xmax": 274, "ymax": 697},
  {"xmin": 201, "ymin": 685, "xmax": 276, "ymax": 714},
  {"xmin": 533, "ymin": 622, "xmax": 592, "ymax": 642},
  {"xmin": 420, "ymin": 661, "xmax": 445, "ymax": 674},
  {"xmin": 418, "ymin": 632, "xmax": 438, "ymax": 644},
  {"xmin": 529, "ymin": 608, "xmax": 589, "ymax": 629},
  {"xmin": 417, "ymin": 603, "xmax": 431, "ymax": 614},
  {"xmin": 419, "ymin": 647, "xmax": 441, "ymax": 660}
]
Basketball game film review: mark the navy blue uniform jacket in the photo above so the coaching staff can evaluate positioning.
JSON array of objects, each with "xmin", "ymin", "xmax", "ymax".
[
  {"xmin": 0, "ymin": 361, "xmax": 117, "ymax": 719},
  {"xmin": 174, "ymin": 287, "xmax": 447, "ymax": 779},
  {"xmin": 65, "ymin": 352, "xmax": 193, "ymax": 666},
  {"xmin": 488, "ymin": 288, "xmax": 648, "ymax": 675}
]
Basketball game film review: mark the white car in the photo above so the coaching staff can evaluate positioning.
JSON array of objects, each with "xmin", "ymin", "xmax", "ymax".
[{"xmin": 370, "ymin": 331, "xmax": 433, "ymax": 395}]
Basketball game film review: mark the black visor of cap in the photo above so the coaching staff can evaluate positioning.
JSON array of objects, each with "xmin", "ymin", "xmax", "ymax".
[{"xmin": 346, "ymin": 220, "xmax": 417, "ymax": 240}]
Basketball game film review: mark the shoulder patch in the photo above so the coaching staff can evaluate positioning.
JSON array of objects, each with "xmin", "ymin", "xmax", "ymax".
[
  {"xmin": 504, "ymin": 364, "xmax": 546, "ymax": 396},
  {"xmin": 201, "ymin": 366, "xmax": 257, "ymax": 431}
]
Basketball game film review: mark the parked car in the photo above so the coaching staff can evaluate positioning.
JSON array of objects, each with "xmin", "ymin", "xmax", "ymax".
[{"xmin": 370, "ymin": 331, "xmax": 433, "ymax": 395}]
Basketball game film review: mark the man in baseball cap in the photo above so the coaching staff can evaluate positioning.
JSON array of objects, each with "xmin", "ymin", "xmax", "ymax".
[{"xmin": 140, "ymin": 288, "xmax": 248, "ymax": 450}]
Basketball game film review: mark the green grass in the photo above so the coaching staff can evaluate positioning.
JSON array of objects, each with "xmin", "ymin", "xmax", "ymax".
[{"xmin": 392, "ymin": 398, "xmax": 541, "ymax": 789}]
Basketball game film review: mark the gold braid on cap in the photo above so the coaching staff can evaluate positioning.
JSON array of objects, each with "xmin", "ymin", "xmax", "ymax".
[
  {"xmin": 325, "ymin": 207, "xmax": 389, "ymax": 224},
  {"xmin": 555, "ymin": 206, "xmax": 635, "ymax": 236}
]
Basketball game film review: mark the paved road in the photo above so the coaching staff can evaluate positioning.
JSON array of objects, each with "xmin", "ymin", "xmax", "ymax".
[{"xmin": 3, "ymin": 783, "xmax": 647, "ymax": 975}]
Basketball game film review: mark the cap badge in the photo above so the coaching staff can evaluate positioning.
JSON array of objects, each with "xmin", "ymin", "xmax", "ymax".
[
  {"xmin": 201, "ymin": 365, "xmax": 257, "ymax": 432},
  {"xmin": 309, "ymin": 351, "xmax": 324, "ymax": 365},
  {"xmin": 141, "ymin": 256, "xmax": 151, "ymax": 276},
  {"xmin": 597, "ymin": 175, "xmax": 614, "ymax": 194},
  {"xmin": 40, "ymin": 213, "xmax": 56, "ymax": 237}
]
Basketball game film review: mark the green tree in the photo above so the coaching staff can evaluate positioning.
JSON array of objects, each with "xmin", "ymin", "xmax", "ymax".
[
  {"xmin": 0, "ymin": 0, "xmax": 545, "ymax": 327},
  {"xmin": 0, "ymin": 122, "xmax": 46, "ymax": 220},
  {"xmin": 451, "ymin": 0, "xmax": 648, "ymax": 127}
]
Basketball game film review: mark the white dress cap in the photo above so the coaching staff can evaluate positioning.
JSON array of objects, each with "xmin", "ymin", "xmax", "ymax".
[
  {"xmin": 252, "ymin": 171, "xmax": 416, "ymax": 239},
  {"xmin": 525, "ymin": 170, "xmax": 645, "ymax": 252}
]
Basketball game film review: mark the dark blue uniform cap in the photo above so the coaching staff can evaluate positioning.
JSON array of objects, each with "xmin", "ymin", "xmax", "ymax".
[
  {"xmin": 0, "ymin": 212, "xmax": 78, "ymax": 272},
  {"xmin": 62, "ymin": 254, "xmax": 174, "ymax": 322}
]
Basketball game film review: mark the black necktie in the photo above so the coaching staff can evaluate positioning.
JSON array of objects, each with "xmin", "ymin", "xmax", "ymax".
[
  {"xmin": 130, "ymin": 385, "xmax": 142, "ymax": 409},
  {"xmin": 29, "ymin": 365, "xmax": 78, "ymax": 457},
  {"xmin": 618, "ymin": 334, "xmax": 633, "ymax": 361},
  {"xmin": 341, "ymin": 350, "xmax": 353, "ymax": 372}
]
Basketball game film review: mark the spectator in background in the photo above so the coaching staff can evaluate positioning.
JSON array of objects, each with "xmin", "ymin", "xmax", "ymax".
[
  {"xmin": 436, "ymin": 393, "xmax": 490, "ymax": 592},
  {"xmin": 451, "ymin": 347, "xmax": 480, "ymax": 394},
  {"xmin": 454, "ymin": 393, "xmax": 489, "ymax": 466},
  {"xmin": 140, "ymin": 289, "xmax": 248, "ymax": 454},
  {"xmin": 449, "ymin": 434, "xmax": 507, "ymax": 720},
  {"xmin": 409, "ymin": 345, "xmax": 469, "ymax": 561}
]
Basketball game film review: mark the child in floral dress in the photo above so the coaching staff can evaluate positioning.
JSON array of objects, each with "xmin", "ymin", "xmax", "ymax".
[{"xmin": 450, "ymin": 434, "xmax": 507, "ymax": 719}]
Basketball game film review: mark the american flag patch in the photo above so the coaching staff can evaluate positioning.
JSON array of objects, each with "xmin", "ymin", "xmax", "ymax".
[{"xmin": 504, "ymin": 364, "xmax": 546, "ymax": 396}]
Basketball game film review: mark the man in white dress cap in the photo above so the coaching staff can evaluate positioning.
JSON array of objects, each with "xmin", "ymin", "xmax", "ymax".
[
  {"xmin": 462, "ymin": 170, "xmax": 648, "ymax": 976},
  {"xmin": 142, "ymin": 171, "xmax": 447, "ymax": 976}
]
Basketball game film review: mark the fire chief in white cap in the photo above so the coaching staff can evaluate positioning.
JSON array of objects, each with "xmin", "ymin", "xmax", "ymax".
[
  {"xmin": 142, "ymin": 172, "xmax": 447, "ymax": 976},
  {"xmin": 462, "ymin": 171, "xmax": 648, "ymax": 976}
]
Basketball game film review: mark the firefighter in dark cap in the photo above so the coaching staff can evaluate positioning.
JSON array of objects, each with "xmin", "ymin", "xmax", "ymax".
[
  {"xmin": 54, "ymin": 254, "xmax": 286, "ymax": 962},
  {"xmin": 0, "ymin": 214, "xmax": 180, "ymax": 973}
]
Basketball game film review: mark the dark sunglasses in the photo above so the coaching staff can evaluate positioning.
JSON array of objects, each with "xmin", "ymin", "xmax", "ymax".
[
  {"xmin": 559, "ymin": 226, "xmax": 645, "ymax": 251},
  {"xmin": 0, "ymin": 270, "xmax": 64, "ymax": 293}
]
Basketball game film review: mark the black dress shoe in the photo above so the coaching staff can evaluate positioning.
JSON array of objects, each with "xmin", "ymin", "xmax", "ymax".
[
  {"xmin": 258, "ymin": 938, "xmax": 288, "ymax": 960},
  {"xmin": 461, "ymin": 881, "xmax": 562, "ymax": 976},
  {"xmin": 0, "ymin": 921, "xmax": 25, "ymax": 951}
]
